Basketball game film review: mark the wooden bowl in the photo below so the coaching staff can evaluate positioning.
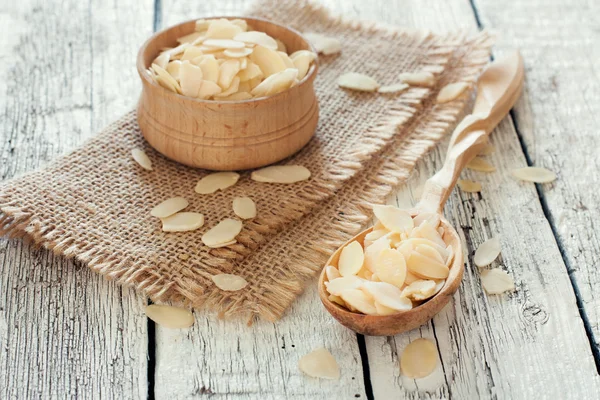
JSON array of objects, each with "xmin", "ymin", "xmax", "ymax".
[
  {"xmin": 318, "ymin": 217, "xmax": 465, "ymax": 336},
  {"xmin": 136, "ymin": 17, "xmax": 319, "ymax": 171}
]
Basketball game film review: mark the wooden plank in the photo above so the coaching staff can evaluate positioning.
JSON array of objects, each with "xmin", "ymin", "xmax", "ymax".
[
  {"xmin": 474, "ymin": 0, "xmax": 600, "ymax": 356},
  {"xmin": 152, "ymin": 2, "xmax": 367, "ymax": 399},
  {"xmin": 0, "ymin": 0, "xmax": 153, "ymax": 397},
  {"xmin": 327, "ymin": 0, "xmax": 600, "ymax": 398}
]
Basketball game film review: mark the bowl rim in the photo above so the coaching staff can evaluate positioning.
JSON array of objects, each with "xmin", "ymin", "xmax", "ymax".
[{"xmin": 136, "ymin": 16, "xmax": 319, "ymax": 106}]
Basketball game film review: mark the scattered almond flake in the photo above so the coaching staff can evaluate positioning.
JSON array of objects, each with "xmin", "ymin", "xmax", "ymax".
[
  {"xmin": 178, "ymin": 253, "xmax": 190, "ymax": 261},
  {"xmin": 324, "ymin": 276, "xmax": 363, "ymax": 296},
  {"xmin": 400, "ymin": 339, "xmax": 438, "ymax": 379},
  {"xmin": 161, "ymin": 212, "xmax": 205, "ymax": 232},
  {"xmin": 398, "ymin": 71, "xmax": 436, "ymax": 87},
  {"xmin": 480, "ymin": 268, "xmax": 515, "ymax": 294},
  {"xmin": 207, "ymin": 240, "xmax": 237, "ymax": 249},
  {"xmin": 338, "ymin": 241, "xmax": 365, "ymax": 277},
  {"xmin": 251, "ymin": 165, "xmax": 310, "ymax": 183},
  {"xmin": 436, "ymin": 82, "xmax": 469, "ymax": 103},
  {"xmin": 466, "ymin": 157, "xmax": 496, "ymax": 172},
  {"xmin": 212, "ymin": 273, "xmax": 248, "ymax": 291},
  {"xmin": 474, "ymin": 237, "xmax": 501, "ymax": 267},
  {"xmin": 401, "ymin": 279, "xmax": 437, "ymax": 301},
  {"xmin": 458, "ymin": 179, "xmax": 482, "ymax": 193},
  {"xmin": 373, "ymin": 205, "xmax": 414, "ymax": 233},
  {"xmin": 337, "ymin": 72, "xmax": 380, "ymax": 92},
  {"xmin": 364, "ymin": 236, "xmax": 391, "ymax": 272},
  {"xmin": 377, "ymin": 83, "xmax": 409, "ymax": 94},
  {"xmin": 412, "ymin": 212, "xmax": 441, "ymax": 229},
  {"xmin": 232, "ymin": 197, "xmax": 256, "ymax": 219},
  {"xmin": 151, "ymin": 197, "xmax": 189, "ymax": 218},
  {"xmin": 511, "ymin": 167, "xmax": 556, "ymax": 183},
  {"xmin": 479, "ymin": 143, "xmax": 495, "ymax": 156},
  {"xmin": 374, "ymin": 301, "xmax": 398, "ymax": 315},
  {"xmin": 298, "ymin": 348, "xmax": 340, "ymax": 380},
  {"xmin": 195, "ymin": 172, "xmax": 240, "ymax": 194},
  {"xmin": 325, "ymin": 265, "xmax": 341, "ymax": 281},
  {"xmin": 406, "ymin": 247, "xmax": 449, "ymax": 280},
  {"xmin": 328, "ymin": 294, "xmax": 346, "ymax": 307},
  {"xmin": 145, "ymin": 304, "xmax": 194, "ymax": 329},
  {"xmin": 304, "ymin": 33, "xmax": 341, "ymax": 55},
  {"xmin": 374, "ymin": 248, "xmax": 407, "ymax": 288},
  {"xmin": 362, "ymin": 281, "xmax": 413, "ymax": 311},
  {"xmin": 202, "ymin": 218, "xmax": 243, "ymax": 247},
  {"xmin": 339, "ymin": 289, "xmax": 377, "ymax": 315},
  {"xmin": 131, "ymin": 148, "xmax": 153, "ymax": 170}
]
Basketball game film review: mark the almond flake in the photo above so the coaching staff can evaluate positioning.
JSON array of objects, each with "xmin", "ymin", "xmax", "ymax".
[
  {"xmin": 238, "ymin": 62, "xmax": 263, "ymax": 82},
  {"xmin": 290, "ymin": 50, "xmax": 317, "ymax": 80},
  {"xmin": 362, "ymin": 281, "xmax": 413, "ymax": 311},
  {"xmin": 298, "ymin": 348, "xmax": 340, "ymax": 380},
  {"xmin": 377, "ymin": 83, "xmax": 409, "ymax": 94},
  {"xmin": 511, "ymin": 167, "xmax": 556, "ymax": 183},
  {"xmin": 205, "ymin": 19, "xmax": 243, "ymax": 39},
  {"xmin": 153, "ymin": 52, "xmax": 170, "ymax": 69},
  {"xmin": 249, "ymin": 45, "xmax": 287, "ymax": 77},
  {"xmin": 364, "ymin": 236, "xmax": 391, "ymax": 272},
  {"xmin": 234, "ymin": 31, "xmax": 278, "ymax": 50},
  {"xmin": 218, "ymin": 59, "xmax": 241, "ymax": 89},
  {"xmin": 251, "ymin": 68, "xmax": 298, "ymax": 97},
  {"xmin": 232, "ymin": 197, "xmax": 256, "ymax": 219},
  {"xmin": 251, "ymin": 165, "xmax": 310, "ymax": 183},
  {"xmin": 203, "ymin": 39, "xmax": 245, "ymax": 49},
  {"xmin": 410, "ymin": 223, "xmax": 446, "ymax": 248},
  {"xmin": 276, "ymin": 39, "xmax": 287, "ymax": 52},
  {"xmin": 400, "ymin": 339, "xmax": 438, "ymax": 379},
  {"xmin": 436, "ymin": 82, "xmax": 469, "ymax": 103},
  {"xmin": 401, "ymin": 279, "xmax": 437, "ymax": 301},
  {"xmin": 195, "ymin": 172, "xmax": 240, "ymax": 194},
  {"xmin": 161, "ymin": 212, "xmax": 205, "ymax": 232},
  {"xmin": 151, "ymin": 197, "xmax": 189, "ymax": 218},
  {"xmin": 414, "ymin": 243, "xmax": 444, "ymax": 264},
  {"xmin": 407, "ymin": 247, "xmax": 449, "ymax": 280},
  {"xmin": 466, "ymin": 157, "xmax": 496, "ymax": 172},
  {"xmin": 402, "ymin": 238, "xmax": 449, "ymax": 262},
  {"xmin": 324, "ymin": 276, "xmax": 363, "ymax": 296},
  {"xmin": 206, "ymin": 240, "xmax": 237, "ymax": 249},
  {"xmin": 404, "ymin": 271, "xmax": 420, "ymax": 285},
  {"xmin": 325, "ymin": 265, "xmax": 341, "ymax": 281},
  {"xmin": 337, "ymin": 72, "xmax": 380, "ymax": 92},
  {"xmin": 180, "ymin": 61, "xmax": 204, "ymax": 98},
  {"xmin": 198, "ymin": 80, "xmax": 222, "ymax": 99},
  {"xmin": 474, "ymin": 237, "xmax": 501, "ymax": 267},
  {"xmin": 177, "ymin": 31, "xmax": 205, "ymax": 44},
  {"xmin": 328, "ymin": 294, "xmax": 346, "ymax": 307},
  {"xmin": 339, "ymin": 289, "xmax": 377, "ymax": 315},
  {"xmin": 412, "ymin": 212, "xmax": 441, "ymax": 229},
  {"xmin": 212, "ymin": 274, "xmax": 248, "ymax": 291},
  {"xmin": 195, "ymin": 19, "xmax": 211, "ymax": 32},
  {"xmin": 223, "ymin": 47, "xmax": 253, "ymax": 58},
  {"xmin": 338, "ymin": 241, "xmax": 365, "ymax": 277},
  {"xmin": 166, "ymin": 60, "xmax": 182, "ymax": 81},
  {"xmin": 145, "ymin": 305, "xmax": 194, "ymax": 329},
  {"xmin": 278, "ymin": 51, "xmax": 295, "ymax": 68},
  {"xmin": 131, "ymin": 148, "xmax": 153, "ymax": 170},
  {"xmin": 304, "ymin": 33, "xmax": 341, "ymax": 55},
  {"xmin": 374, "ymin": 248, "xmax": 407, "ymax": 288},
  {"xmin": 480, "ymin": 268, "xmax": 515, "ymax": 294},
  {"xmin": 458, "ymin": 179, "xmax": 482, "ymax": 193},
  {"xmin": 398, "ymin": 71, "xmax": 436, "ymax": 87},
  {"xmin": 364, "ymin": 229, "xmax": 388, "ymax": 243},
  {"xmin": 202, "ymin": 218, "xmax": 243, "ymax": 247},
  {"xmin": 373, "ymin": 205, "xmax": 414, "ymax": 233},
  {"xmin": 196, "ymin": 55, "xmax": 220, "ymax": 83},
  {"xmin": 214, "ymin": 77, "xmax": 240, "ymax": 98},
  {"xmin": 374, "ymin": 301, "xmax": 398, "ymax": 315}
]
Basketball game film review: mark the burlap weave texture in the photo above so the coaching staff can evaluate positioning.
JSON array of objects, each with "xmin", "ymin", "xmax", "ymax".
[{"xmin": 0, "ymin": 0, "xmax": 492, "ymax": 321}]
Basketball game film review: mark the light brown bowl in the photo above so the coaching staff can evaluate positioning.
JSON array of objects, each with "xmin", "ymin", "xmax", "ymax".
[
  {"xmin": 318, "ymin": 217, "xmax": 465, "ymax": 336},
  {"xmin": 136, "ymin": 17, "xmax": 319, "ymax": 171}
]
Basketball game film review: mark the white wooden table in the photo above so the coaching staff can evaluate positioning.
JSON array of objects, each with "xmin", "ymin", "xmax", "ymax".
[{"xmin": 1, "ymin": 0, "xmax": 599, "ymax": 398}]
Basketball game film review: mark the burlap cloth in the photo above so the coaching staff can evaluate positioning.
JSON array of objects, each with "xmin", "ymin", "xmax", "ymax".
[{"xmin": 0, "ymin": 0, "xmax": 492, "ymax": 321}]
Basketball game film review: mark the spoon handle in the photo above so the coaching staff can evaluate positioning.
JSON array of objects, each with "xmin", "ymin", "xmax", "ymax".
[{"xmin": 417, "ymin": 51, "xmax": 525, "ymax": 214}]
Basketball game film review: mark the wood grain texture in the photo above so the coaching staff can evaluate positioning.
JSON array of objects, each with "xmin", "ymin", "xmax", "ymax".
[
  {"xmin": 0, "ymin": 0, "xmax": 152, "ymax": 397},
  {"xmin": 474, "ymin": 0, "xmax": 600, "ymax": 356},
  {"xmin": 137, "ymin": 18, "xmax": 319, "ymax": 171},
  {"xmin": 327, "ymin": 0, "xmax": 600, "ymax": 399}
]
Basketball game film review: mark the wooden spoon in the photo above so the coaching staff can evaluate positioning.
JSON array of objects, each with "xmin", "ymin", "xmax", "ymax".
[{"xmin": 318, "ymin": 51, "xmax": 525, "ymax": 336}]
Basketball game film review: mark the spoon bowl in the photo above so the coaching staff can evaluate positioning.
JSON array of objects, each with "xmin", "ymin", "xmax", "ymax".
[{"xmin": 318, "ymin": 215, "xmax": 463, "ymax": 336}]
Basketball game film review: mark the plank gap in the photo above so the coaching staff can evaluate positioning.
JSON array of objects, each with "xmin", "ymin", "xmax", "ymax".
[
  {"xmin": 147, "ymin": 318, "xmax": 157, "ymax": 400},
  {"xmin": 510, "ymin": 109, "xmax": 600, "ymax": 374},
  {"xmin": 153, "ymin": 0, "xmax": 163, "ymax": 32},
  {"xmin": 469, "ymin": 0, "xmax": 600, "ymax": 375},
  {"xmin": 356, "ymin": 334, "xmax": 374, "ymax": 400}
]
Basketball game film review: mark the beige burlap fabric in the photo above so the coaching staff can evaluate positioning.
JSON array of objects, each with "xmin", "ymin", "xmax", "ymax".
[{"xmin": 0, "ymin": 0, "xmax": 492, "ymax": 321}]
